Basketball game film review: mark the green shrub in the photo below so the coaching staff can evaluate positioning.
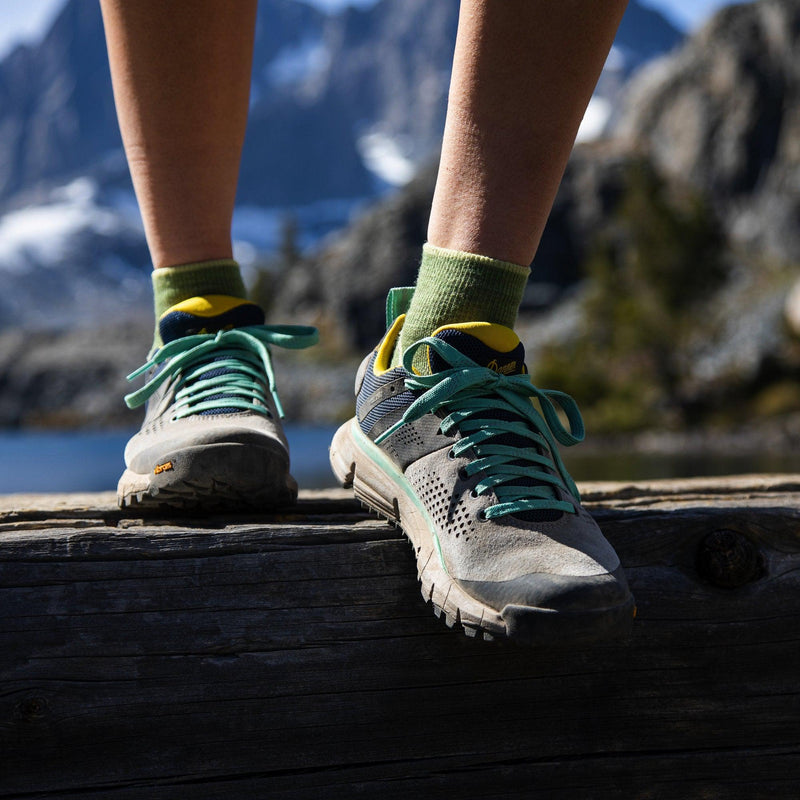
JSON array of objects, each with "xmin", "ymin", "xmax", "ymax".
[{"xmin": 533, "ymin": 159, "xmax": 726, "ymax": 432}]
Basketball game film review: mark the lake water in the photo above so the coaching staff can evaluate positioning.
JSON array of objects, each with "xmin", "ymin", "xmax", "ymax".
[
  {"xmin": 1, "ymin": 427, "xmax": 799, "ymax": 494},
  {"xmin": 0, "ymin": 427, "xmax": 339, "ymax": 494}
]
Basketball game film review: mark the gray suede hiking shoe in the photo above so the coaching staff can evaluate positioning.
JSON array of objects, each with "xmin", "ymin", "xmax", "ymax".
[
  {"xmin": 118, "ymin": 295, "xmax": 317, "ymax": 511},
  {"xmin": 330, "ymin": 288, "xmax": 635, "ymax": 645}
]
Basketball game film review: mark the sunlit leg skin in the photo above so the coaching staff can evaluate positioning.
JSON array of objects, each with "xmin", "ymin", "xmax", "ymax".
[
  {"xmin": 428, "ymin": 0, "xmax": 629, "ymax": 266},
  {"xmin": 397, "ymin": 0, "xmax": 630, "ymax": 356},
  {"xmin": 102, "ymin": 2, "xmax": 319, "ymax": 513},
  {"xmin": 100, "ymin": 0, "xmax": 257, "ymax": 269}
]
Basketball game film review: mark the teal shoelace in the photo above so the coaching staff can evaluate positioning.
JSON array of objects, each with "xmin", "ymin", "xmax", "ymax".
[
  {"xmin": 375, "ymin": 337, "xmax": 585, "ymax": 518},
  {"xmin": 124, "ymin": 325, "xmax": 318, "ymax": 419}
]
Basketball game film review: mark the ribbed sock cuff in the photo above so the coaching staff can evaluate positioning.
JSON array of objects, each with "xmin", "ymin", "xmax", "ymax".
[
  {"xmin": 152, "ymin": 259, "xmax": 247, "ymax": 319},
  {"xmin": 396, "ymin": 244, "xmax": 530, "ymax": 364},
  {"xmin": 151, "ymin": 259, "xmax": 247, "ymax": 348}
]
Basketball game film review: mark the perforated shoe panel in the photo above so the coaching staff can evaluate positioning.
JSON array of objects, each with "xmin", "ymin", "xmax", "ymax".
[
  {"xmin": 404, "ymin": 447, "xmax": 620, "ymax": 585},
  {"xmin": 379, "ymin": 414, "xmax": 449, "ymax": 470}
]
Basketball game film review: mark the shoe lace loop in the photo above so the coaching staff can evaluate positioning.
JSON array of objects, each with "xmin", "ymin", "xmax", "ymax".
[
  {"xmin": 124, "ymin": 325, "xmax": 318, "ymax": 419},
  {"xmin": 375, "ymin": 337, "xmax": 585, "ymax": 518}
]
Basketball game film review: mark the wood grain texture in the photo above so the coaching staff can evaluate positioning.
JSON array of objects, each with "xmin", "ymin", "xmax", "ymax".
[{"xmin": 1, "ymin": 477, "xmax": 799, "ymax": 798}]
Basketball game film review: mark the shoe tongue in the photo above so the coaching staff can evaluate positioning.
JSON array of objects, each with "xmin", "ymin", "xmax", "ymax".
[
  {"xmin": 428, "ymin": 322, "xmax": 526, "ymax": 375},
  {"xmin": 159, "ymin": 295, "xmax": 264, "ymax": 344}
]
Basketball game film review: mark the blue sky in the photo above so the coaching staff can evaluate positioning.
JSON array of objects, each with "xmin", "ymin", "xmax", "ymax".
[{"xmin": 0, "ymin": 0, "xmax": 744, "ymax": 61}]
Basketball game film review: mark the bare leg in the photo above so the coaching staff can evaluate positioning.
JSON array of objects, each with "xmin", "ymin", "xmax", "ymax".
[
  {"xmin": 397, "ymin": 0, "xmax": 628, "ymax": 358},
  {"xmin": 428, "ymin": 0, "xmax": 628, "ymax": 266},
  {"xmin": 100, "ymin": 0, "xmax": 257, "ymax": 269}
]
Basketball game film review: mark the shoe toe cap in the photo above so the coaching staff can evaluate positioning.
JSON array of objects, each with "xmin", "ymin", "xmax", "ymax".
[
  {"xmin": 458, "ymin": 565, "xmax": 632, "ymax": 615},
  {"xmin": 458, "ymin": 567, "xmax": 635, "ymax": 645}
]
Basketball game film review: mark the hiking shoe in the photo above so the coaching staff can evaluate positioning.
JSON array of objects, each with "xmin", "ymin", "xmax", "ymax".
[
  {"xmin": 118, "ymin": 295, "xmax": 317, "ymax": 511},
  {"xmin": 330, "ymin": 287, "xmax": 634, "ymax": 645}
]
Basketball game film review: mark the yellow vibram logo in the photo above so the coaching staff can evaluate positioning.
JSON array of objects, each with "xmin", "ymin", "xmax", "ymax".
[
  {"xmin": 154, "ymin": 461, "xmax": 174, "ymax": 475},
  {"xmin": 487, "ymin": 359, "xmax": 517, "ymax": 375}
]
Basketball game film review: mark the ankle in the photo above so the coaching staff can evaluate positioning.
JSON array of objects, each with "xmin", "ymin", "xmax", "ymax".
[
  {"xmin": 393, "ymin": 244, "xmax": 529, "ymax": 367},
  {"xmin": 151, "ymin": 259, "xmax": 247, "ymax": 348}
]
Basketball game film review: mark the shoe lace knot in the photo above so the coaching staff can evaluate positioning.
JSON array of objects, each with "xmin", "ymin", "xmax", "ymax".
[
  {"xmin": 375, "ymin": 336, "xmax": 585, "ymax": 518},
  {"xmin": 124, "ymin": 325, "xmax": 318, "ymax": 419}
]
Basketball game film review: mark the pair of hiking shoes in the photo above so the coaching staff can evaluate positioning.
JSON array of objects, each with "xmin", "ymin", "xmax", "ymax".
[{"xmin": 119, "ymin": 290, "xmax": 635, "ymax": 645}]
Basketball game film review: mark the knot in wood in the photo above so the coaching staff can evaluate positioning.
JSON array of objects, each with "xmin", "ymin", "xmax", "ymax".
[
  {"xmin": 696, "ymin": 529, "xmax": 763, "ymax": 589},
  {"xmin": 17, "ymin": 696, "xmax": 48, "ymax": 721}
]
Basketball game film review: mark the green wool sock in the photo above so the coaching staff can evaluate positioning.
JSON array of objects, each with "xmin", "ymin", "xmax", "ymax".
[
  {"xmin": 151, "ymin": 258, "xmax": 247, "ymax": 348},
  {"xmin": 393, "ymin": 244, "xmax": 530, "ymax": 368}
]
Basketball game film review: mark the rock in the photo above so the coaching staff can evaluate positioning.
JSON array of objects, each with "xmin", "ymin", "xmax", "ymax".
[
  {"xmin": 785, "ymin": 277, "xmax": 800, "ymax": 336},
  {"xmin": 0, "ymin": 0, "xmax": 680, "ymax": 211},
  {"xmin": 274, "ymin": 162, "xmax": 437, "ymax": 349},
  {"xmin": 4, "ymin": 1, "xmax": 797, "ymax": 431},
  {"xmin": 0, "ymin": 322, "xmax": 151, "ymax": 428},
  {"xmin": 0, "ymin": 321, "xmax": 357, "ymax": 429},
  {"xmin": 616, "ymin": 0, "xmax": 800, "ymax": 261},
  {"xmin": 272, "ymin": 143, "xmax": 641, "ymax": 351}
]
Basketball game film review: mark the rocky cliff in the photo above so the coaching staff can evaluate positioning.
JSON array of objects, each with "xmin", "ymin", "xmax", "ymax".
[
  {"xmin": 275, "ymin": 0, "xmax": 799, "ymax": 341},
  {"xmin": 5, "ymin": 0, "xmax": 796, "ymax": 431},
  {"xmin": 618, "ymin": 0, "xmax": 800, "ymax": 262},
  {"xmin": 0, "ymin": 0, "xmax": 680, "ymax": 212},
  {"xmin": 271, "ymin": 0, "xmax": 800, "ymax": 432}
]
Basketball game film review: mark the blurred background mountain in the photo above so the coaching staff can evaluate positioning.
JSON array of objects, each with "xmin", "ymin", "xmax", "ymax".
[{"xmin": 0, "ymin": 0, "xmax": 798, "ymax": 456}]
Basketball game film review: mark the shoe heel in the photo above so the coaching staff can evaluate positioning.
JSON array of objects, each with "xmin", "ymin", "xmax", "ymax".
[
  {"xmin": 329, "ymin": 421, "xmax": 356, "ymax": 487},
  {"xmin": 118, "ymin": 442, "xmax": 296, "ymax": 511}
]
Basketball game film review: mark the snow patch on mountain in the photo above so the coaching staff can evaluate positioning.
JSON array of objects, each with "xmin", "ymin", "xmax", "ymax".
[
  {"xmin": 0, "ymin": 178, "xmax": 152, "ymax": 329},
  {"xmin": 232, "ymin": 196, "xmax": 366, "ymax": 272},
  {"xmin": 357, "ymin": 131, "xmax": 416, "ymax": 187},
  {"xmin": 265, "ymin": 35, "xmax": 329, "ymax": 89},
  {"xmin": 0, "ymin": 179, "xmax": 121, "ymax": 274},
  {"xmin": 576, "ymin": 97, "xmax": 614, "ymax": 143}
]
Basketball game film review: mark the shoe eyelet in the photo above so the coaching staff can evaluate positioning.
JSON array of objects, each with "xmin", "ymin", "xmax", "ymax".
[
  {"xmin": 469, "ymin": 489, "xmax": 479, "ymax": 499},
  {"xmin": 476, "ymin": 508, "xmax": 488, "ymax": 522},
  {"xmin": 447, "ymin": 449, "xmax": 457, "ymax": 460}
]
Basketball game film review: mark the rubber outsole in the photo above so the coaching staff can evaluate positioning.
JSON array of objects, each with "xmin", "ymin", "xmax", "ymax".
[
  {"xmin": 330, "ymin": 418, "xmax": 635, "ymax": 646},
  {"xmin": 118, "ymin": 442, "xmax": 297, "ymax": 512}
]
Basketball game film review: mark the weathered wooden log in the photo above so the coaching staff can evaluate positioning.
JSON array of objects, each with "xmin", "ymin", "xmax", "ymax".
[{"xmin": 1, "ymin": 476, "xmax": 799, "ymax": 799}]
